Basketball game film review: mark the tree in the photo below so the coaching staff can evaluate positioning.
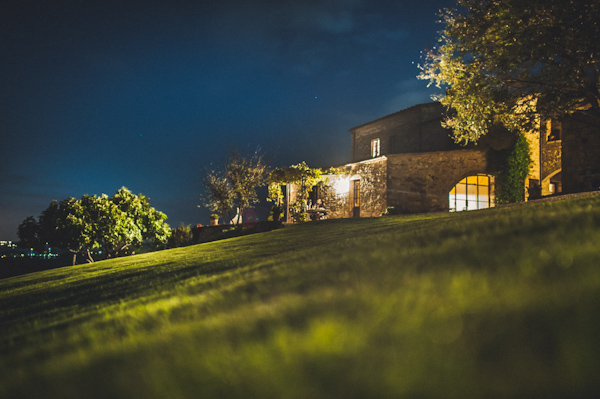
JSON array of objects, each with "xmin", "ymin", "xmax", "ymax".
[
  {"xmin": 17, "ymin": 188, "xmax": 171, "ymax": 265},
  {"xmin": 418, "ymin": 0, "xmax": 600, "ymax": 143},
  {"xmin": 226, "ymin": 149, "xmax": 268, "ymax": 224},
  {"xmin": 17, "ymin": 216, "xmax": 40, "ymax": 250},
  {"xmin": 80, "ymin": 193, "xmax": 135, "ymax": 260},
  {"xmin": 202, "ymin": 148, "xmax": 268, "ymax": 225},
  {"xmin": 108, "ymin": 187, "xmax": 171, "ymax": 256},
  {"xmin": 37, "ymin": 197, "xmax": 89, "ymax": 265},
  {"xmin": 202, "ymin": 168, "xmax": 235, "ymax": 223},
  {"xmin": 168, "ymin": 223, "xmax": 193, "ymax": 248}
]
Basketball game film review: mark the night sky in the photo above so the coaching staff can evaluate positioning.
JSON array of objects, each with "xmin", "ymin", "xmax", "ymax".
[{"xmin": 1, "ymin": 0, "xmax": 449, "ymax": 240}]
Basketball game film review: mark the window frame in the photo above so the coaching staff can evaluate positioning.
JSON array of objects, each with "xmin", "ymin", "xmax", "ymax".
[
  {"xmin": 449, "ymin": 174, "xmax": 494, "ymax": 212},
  {"xmin": 547, "ymin": 121, "xmax": 562, "ymax": 142},
  {"xmin": 371, "ymin": 138, "xmax": 381, "ymax": 158}
]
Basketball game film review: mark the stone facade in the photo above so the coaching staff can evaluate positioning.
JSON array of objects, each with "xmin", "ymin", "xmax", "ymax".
[
  {"xmin": 524, "ymin": 128, "xmax": 541, "ymax": 195},
  {"xmin": 350, "ymin": 157, "xmax": 388, "ymax": 217},
  {"xmin": 321, "ymin": 158, "xmax": 388, "ymax": 219},
  {"xmin": 310, "ymin": 101, "xmax": 596, "ymax": 220},
  {"xmin": 350, "ymin": 102, "xmax": 464, "ymax": 162},
  {"xmin": 342, "ymin": 102, "xmax": 493, "ymax": 215},
  {"xmin": 386, "ymin": 150, "xmax": 490, "ymax": 213},
  {"xmin": 561, "ymin": 113, "xmax": 600, "ymax": 193},
  {"xmin": 526, "ymin": 114, "xmax": 600, "ymax": 197},
  {"xmin": 538, "ymin": 120, "xmax": 562, "ymax": 195}
]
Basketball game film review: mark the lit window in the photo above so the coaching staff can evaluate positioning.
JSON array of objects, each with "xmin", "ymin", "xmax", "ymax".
[
  {"xmin": 449, "ymin": 175, "xmax": 495, "ymax": 212},
  {"xmin": 371, "ymin": 138, "xmax": 381, "ymax": 158}
]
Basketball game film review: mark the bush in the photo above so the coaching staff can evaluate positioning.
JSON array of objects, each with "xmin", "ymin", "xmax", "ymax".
[
  {"xmin": 494, "ymin": 133, "xmax": 532, "ymax": 204},
  {"xmin": 168, "ymin": 224, "xmax": 193, "ymax": 248}
]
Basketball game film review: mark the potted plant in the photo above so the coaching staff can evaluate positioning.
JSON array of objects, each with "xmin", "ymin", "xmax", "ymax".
[{"xmin": 209, "ymin": 214, "xmax": 219, "ymax": 226}]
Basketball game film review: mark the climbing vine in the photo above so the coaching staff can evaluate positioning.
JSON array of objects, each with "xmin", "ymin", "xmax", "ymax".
[{"xmin": 267, "ymin": 162, "xmax": 325, "ymax": 222}]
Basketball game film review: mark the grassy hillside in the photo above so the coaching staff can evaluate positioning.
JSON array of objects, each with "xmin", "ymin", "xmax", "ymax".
[{"xmin": 1, "ymin": 194, "xmax": 600, "ymax": 398}]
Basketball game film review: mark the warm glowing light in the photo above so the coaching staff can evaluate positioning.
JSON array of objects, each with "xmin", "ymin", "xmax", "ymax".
[
  {"xmin": 331, "ymin": 176, "xmax": 350, "ymax": 196},
  {"xmin": 449, "ymin": 174, "xmax": 494, "ymax": 212}
]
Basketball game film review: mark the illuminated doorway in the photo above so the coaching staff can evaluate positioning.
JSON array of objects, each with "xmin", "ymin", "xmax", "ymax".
[
  {"xmin": 352, "ymin": 180, "xmax": 360, "ymax": 217},
  {"xmin": 449, "ymin": 175, "xmax": 495, "ymax": 212}
]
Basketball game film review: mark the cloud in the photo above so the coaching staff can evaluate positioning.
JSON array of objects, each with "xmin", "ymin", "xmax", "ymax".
[
  {"xmin": 384, "ymin": 78, "xmax": 442, "ymax": 114},
  {"xmin": 291, "ymin": 7, "xmax": 355, "ymax": 34},
  {"xmin": 355, "ymin": 27, "xmax": 407, "ymax": 49},
  {"xmin": 287, "ymin": 0, "xmax": 362, "ymax": 34}
]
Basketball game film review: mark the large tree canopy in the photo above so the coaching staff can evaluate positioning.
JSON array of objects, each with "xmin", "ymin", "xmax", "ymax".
[
  {"xmin": 419, "ymin": 0, "xmax": 600, "ymax": 143},
  {"xmin": 17, "ymin": 187, "xmax": 171, "ymax": 265}
]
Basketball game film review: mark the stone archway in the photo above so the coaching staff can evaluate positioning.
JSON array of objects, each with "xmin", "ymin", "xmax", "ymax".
[
  {"xmin": 448, "ymin": 174, "xmax": 495, "ymax": 212},
  {"xmin": 385, "ymin": 149, "xmax": 490, "ymax": 214},
  {"xmin": 541, "ymin": 169, "xmax": 562, "ymax": 196}
]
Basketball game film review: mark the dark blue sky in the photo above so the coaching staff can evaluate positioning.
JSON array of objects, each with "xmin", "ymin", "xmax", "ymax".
[{"xmin": 1, "ymin": 0, "xmax": 450, "ymax": 240}]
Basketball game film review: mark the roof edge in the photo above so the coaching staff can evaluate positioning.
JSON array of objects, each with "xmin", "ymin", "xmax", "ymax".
[{"xmin": 349, "ymin": 101, "xmax": 442, "ymax": 132}]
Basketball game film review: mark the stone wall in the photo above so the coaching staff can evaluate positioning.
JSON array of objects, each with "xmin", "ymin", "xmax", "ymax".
[
  {"xmin": 350, "ymin": 102, "xmax": 464, "ymax": 162},
  {"xmin": 320, "ymin": 175, "xmax": 352, "ymax": 219},
  {"xmin": 524, "ymin": 128, "xmax": 541, "ymax": 181},
  {"xmin": 540, "ymin": 121, "xmax": 561, "ymax": 180},
  {"xmin": 351, "ymin": 157, "xmax": 388, "ymax": 217},
  {"xmin": 345, "ymin": 101, "xmax": 600, "ymax": 212},
  {"xmin": 561, "ymin": 114, "xmax": 600, "ymax": 192},
  {"xmin": 321, "ymin": 158, "xmax": 388, "ymax": 219},
  {"xmin": 386, "ymin": 149, "xmax": 490, "ymax": 213}
]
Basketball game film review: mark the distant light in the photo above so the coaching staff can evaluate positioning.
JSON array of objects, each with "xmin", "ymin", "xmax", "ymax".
[{"xmin": 314, "ymin": 96, "xmax": 318, "ymax": 99}]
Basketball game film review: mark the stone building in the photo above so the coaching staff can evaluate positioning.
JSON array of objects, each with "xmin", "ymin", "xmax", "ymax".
[
  {"xmin": 521, "ymin": 109, "xmax": 600, "ymax": 198},
  {"xmin": 319, "ymin": 102, "xmax": 497, "ymax": 217},
  {"xmin": 314, "ymin": 101, "xmax": 596, "ymax": 219},
  {"xmin": 539, "ymin": 112, "xmax": 600, "ymax": 195}
]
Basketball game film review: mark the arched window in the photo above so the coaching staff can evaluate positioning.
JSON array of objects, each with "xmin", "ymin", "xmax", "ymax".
[{"xmin": 449, "ymin": 175, "xmax": 495, "ymax": 212}]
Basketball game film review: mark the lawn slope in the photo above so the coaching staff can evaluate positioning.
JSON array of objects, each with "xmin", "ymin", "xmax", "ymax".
[{"xmin": 1, "ymin": 195, "xmax": 600, "ymax": 398}]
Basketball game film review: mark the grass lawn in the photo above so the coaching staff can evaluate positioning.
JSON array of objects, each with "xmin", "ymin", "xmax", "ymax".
[{"xmin": 1, "ymin": 194, "xmax": 600, "ymax": 398}]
